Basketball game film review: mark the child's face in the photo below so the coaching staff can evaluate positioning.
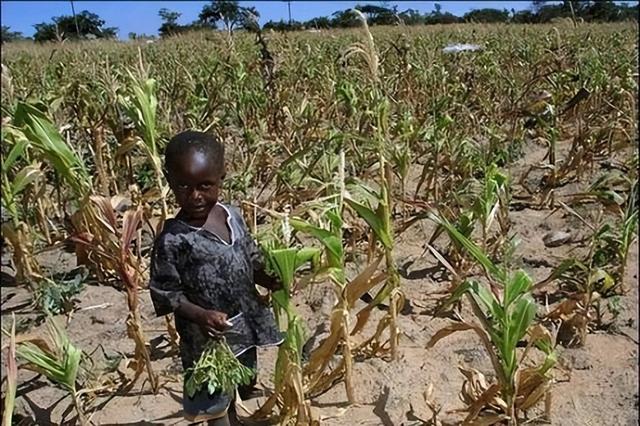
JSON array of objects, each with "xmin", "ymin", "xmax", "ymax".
[{"xmin": 167, "ymin": 149, "xmax": 225, "ymax": 222}]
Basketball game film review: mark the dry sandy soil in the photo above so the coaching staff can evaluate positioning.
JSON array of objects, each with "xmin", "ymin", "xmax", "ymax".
[{"xmin": 1, "ymin": 137, "xmax": 638, "ymax": 425}]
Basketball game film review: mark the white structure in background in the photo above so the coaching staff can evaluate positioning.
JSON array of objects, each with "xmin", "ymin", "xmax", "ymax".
[{"xmin": 442, "ymin": 43, "xmax": 482, "ymax": 53}]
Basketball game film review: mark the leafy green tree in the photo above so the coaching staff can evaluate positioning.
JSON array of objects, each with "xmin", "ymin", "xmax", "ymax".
[
  {"xmin": 158, "ymin": 8, "xmax": 183, "ymax": 37},
  {"xmin": 198, "ymin": 0, "xmax": 259, "ymax": 34},
  {"xmin": 464, "ymin": 8, "xmax": 510, "ymax": 23},
  {"xmin": 582, "ymin": 1, "xmax": 621, "ymax": 21},
  {"xmin": 511, "ymin": 9, "xmax": 536, "ymax": 23},
  {"xmin": 355, "ymin": 4, "xmax": 397, "ymax": 25},
  {"xmin": 398, "ymin": 8, "xmax": 424, "ymax": 25},
  {"xmin": 424, "ymin": 5, "xmax": 461, "ymax": 25},
  {"xmin": 1, "ymin": 26, "xmax": 26, "ymax": 43},
  {"xmin": 303, "ymin": 16, "xmax": 331, "ymax": 29},
  {"xmin": 617, "ymin": 3, "xmax": 640, "ymax": 21},
  {"xmin": 330, "ymin": 9, "xmax": 360, "ymax": 28},
  {"xmin": 33, "ymin": 10, "xmax": 117, "ymax": 42},
  {"xmin": 263, "ymin": 19, "xmax": 303, "ymax": 32},
  {"xmin": 158, "ymin": 8, "xmax": 208, "ymax": 38}
]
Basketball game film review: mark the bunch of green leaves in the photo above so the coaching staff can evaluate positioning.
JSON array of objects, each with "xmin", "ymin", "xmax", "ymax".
[{"xmin": 184, "ymin": 339, "xmax": 255, "ymax": 398}]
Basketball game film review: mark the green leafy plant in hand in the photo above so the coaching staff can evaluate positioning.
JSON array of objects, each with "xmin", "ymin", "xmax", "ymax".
[{"xmin": 184, "ymin": 339, "xmax": 255, "ymax": 398}]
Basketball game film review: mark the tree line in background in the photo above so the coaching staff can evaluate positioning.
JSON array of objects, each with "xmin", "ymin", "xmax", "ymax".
[{"xmin": 1, "ymin": 0, "xmax": 638, "ymax": 43}]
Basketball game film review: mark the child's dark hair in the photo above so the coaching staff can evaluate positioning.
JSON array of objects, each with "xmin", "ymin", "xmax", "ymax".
[{"xmin": 164, "ymin": 131, "xmax": 225, "ymax": 174}]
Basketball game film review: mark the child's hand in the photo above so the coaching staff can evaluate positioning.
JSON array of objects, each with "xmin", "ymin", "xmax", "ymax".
[{"xmin": 197, "ymin": 309, "xmax": 230, "ymax": 335}]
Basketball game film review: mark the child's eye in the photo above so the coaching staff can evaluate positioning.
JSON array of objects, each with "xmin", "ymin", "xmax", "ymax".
[{"xmin": 201, "ymin": 183, "xmax": 213, "ymax": 190}]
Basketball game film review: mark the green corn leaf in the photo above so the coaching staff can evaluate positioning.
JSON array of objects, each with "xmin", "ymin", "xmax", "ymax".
[
  {"xmin": 294, "ymin": 247, "xmax": 321, "ymax": 271},
  {"xmin": 290, "ymin": 218, "xmax": 343, "ymax": 266},
  {"xmin": 467, "ymin": 280, "xmax": 503, "ymax": 320},
  {"xmin": 344, "ymin": 196, "xmax": 392, "ymax": 249},
  {"xmin": 13, "ymin": 102, "xmax": 91, "ymax": 198},
  {"xmin": 121, "ymin": 71, "xmax": 158, "ymax": 157},
  {"xmin": 11, "ymin": 164, "xmax": 43, "ymax": 196},
  {"xmin": 429, "ymin": 212, "xmax": 506, "ymax": 282},
  {"xmin": 16, "ymin": 318, "xmax": 82, "ymax": 395},
  {"xmin": 1, "ymin": 128, "xmax": 29, "ymax": 173},
  {"xmin": 508, "ymin": 295, "xmax": 536, "ymax": 351},
  {"xmin": 272, "ymin": 289, "xmax": 290, "ymax": 310},
  {"xmin": 268, "ymin": 248, "xmax": 298, "ymax": 289},
  {"xmin": 325, "ymin": 209, "xmax": 343, "ymax": 233},
  {"xmin": 504, "ymin": 270, "xmax": 532, "ymax": 308}
]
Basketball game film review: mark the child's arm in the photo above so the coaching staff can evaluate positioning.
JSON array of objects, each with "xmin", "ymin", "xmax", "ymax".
[{"xmin": 176, "ymin": 299, "xmax": 230, "ymax": 334}]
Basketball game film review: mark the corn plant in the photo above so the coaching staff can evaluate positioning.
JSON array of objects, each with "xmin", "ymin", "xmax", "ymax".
[
  {"xmin": 11, "ymin": 103, "xmax": 158, "ymax": 392},
  {"xmin": 1, "ymin": 124, "xmax": 44, "ymax": 283},
  {"xmin": 289, "ymin": 199, "xmax": 355, "ymax": 401},
  {"xmin": 427, "ymin": 213, "xmax": 556, "ymax": 424},
  {"xmin": 542, "ymin": 189, "xmax": 638, "ymax": 346},
  {"xmin": 253, "ymin": 208, "xmax": 321, "ymax": 425},
  {"xmin": 12, "ymin": 102, "xmax": 92, "ymax": 201},
  {"xmin": 117, "ymin": 58, "xmax": 169, "ymax": 227},
  {"xmin": 289, "ymin": 202, "xmax": 387, "ymax": 404},
  {"xmin": 341, "ymin": 13, "xmax": 404, "ymax": 360},
  {"xmin": 71, "ymin": 199, "xmax": 158, "ymax": 392},
  {"xmin": 344, "ymin": 178, "xmax": 402, "ymax": 359},
  {"xmin": 472, "ymin": 164, "xmax": 510, "ymax": 252},
  {"xmin": 15, "ymin": 317, "xmax": 89, "ymax": 425},
  {"xmin": 1, "ymin": 314, "xmax": 17, "ymax": 426}
]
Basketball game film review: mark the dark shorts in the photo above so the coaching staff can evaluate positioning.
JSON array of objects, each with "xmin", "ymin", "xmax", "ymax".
[{"xmin": 183, "ymin": 347, "xmax": 258, "ymax": 419}]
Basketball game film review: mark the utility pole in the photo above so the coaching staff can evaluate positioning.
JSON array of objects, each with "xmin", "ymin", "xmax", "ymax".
[
  {"xmin": 70, "ymin": 0, "xmax": 80, "ymax": 36},
  {"xmin": 287, "ymin": 1, "xmax": 292, "ymax": 24}
]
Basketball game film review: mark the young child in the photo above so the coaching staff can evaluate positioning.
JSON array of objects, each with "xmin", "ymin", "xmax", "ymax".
[{"xmin": 149, "ymin": 131, "xmax": 283, "ymax": 425}]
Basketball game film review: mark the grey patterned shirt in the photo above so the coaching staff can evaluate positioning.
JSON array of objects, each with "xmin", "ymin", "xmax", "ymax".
[{"xmin": 149, "ymin": 203, "xmax": 283, "ymax": 370}]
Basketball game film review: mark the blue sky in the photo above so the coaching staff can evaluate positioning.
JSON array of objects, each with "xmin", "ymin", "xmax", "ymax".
[{"xmin": 1, "ymin": 1, "xmax": 636, "ymax": 39}]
